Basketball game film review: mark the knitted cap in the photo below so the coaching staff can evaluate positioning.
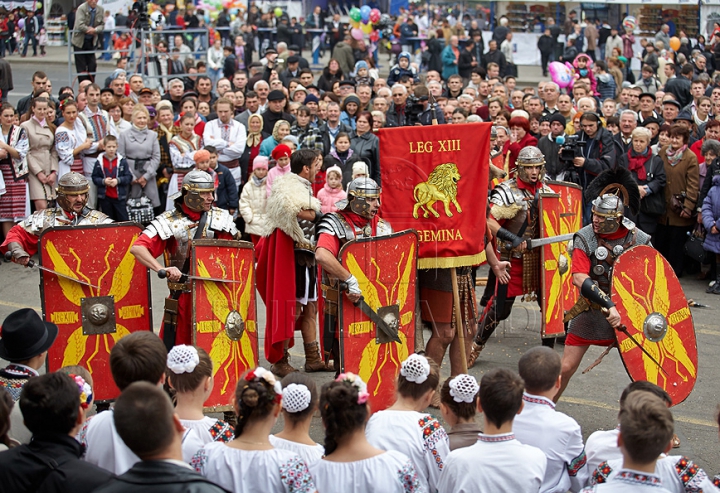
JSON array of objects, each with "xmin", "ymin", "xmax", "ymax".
[{"xmin": 253, "ymin": 156, "xmax": 269, "ymax": 170}]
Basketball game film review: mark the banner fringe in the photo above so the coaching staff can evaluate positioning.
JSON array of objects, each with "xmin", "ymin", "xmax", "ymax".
[{"xmin": 418, "ymin": 252, "xmax": 486, "ymax": 270}]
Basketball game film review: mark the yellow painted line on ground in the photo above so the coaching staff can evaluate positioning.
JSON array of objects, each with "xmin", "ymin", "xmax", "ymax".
[
  {"xmin": 0, "ymin": 299, "xmax": 41, "ymax": 311},
  {"xmin": 561, "ymin": 396, "xmax": 716, "ymax": 428}
]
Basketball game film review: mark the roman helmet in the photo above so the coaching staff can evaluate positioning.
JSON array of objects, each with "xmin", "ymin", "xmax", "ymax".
[
  {"xmin": 585, "ymin": 167, "xmax": 640, "ymax": 235},
  {"xmin": 56, "ymin": 172, "xmax": 90, "ymax": 212},
  {"xmin": 182, "ymin": 169, "xmax": 215, "ymax": 212},
  {"xmin": 515, "ymin": 146, "xmax": 546, "ymax": 183},
  {"xmin": 336, "ymin": 177, "xmax": 381, "ymax": 219}
]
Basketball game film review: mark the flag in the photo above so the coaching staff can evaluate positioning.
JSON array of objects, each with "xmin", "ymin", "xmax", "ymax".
[{"xmin": 379, "ymin": 122, "xmax": 491, "ymax": 269}]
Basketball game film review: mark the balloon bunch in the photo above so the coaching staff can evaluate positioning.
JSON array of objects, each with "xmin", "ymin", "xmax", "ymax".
[{"xmin": 349, "ymin": 6, "xmax": 382, "ymax": 40}]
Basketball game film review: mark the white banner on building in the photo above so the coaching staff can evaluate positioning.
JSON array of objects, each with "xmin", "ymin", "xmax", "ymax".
[{"xmin": 99, "ymin": 0, "xmax": 133, "ymax": 17}]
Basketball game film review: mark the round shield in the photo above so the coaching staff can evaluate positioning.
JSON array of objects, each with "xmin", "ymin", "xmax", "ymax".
[{"xmin": 611, "ymin": 245, "xmax": 698, "ymax": 405}]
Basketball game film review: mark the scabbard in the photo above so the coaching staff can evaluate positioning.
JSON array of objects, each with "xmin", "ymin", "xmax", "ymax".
[
  {"xmin": 162, "ymin": 295, "xmax": 181, "ymax": 351},
  {"xmin": 563, "ymin": 297, "xmax": 590, "ymax": 323}
]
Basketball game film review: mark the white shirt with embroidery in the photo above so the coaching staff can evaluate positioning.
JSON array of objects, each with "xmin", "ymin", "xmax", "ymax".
[
  {"xmin": 191, "ymin": 442, "xmax": 317, "ymax": 493},
  {"xmin": 366, "ymin": 410, "xmax": 450, "ymax": 493},
  {"xmin": 513, "ymin": 393, "xmax": 589, "ymax": 493},
  {"xmin": 269, "ymin": 435, "xmax": 325, "ymax": 467},
  {"xmin": 437, "ymin": 432, "xmax": 547, "ymax": 493},
  {"xmin": 581, "ymin": 469, "xmax": 672, "ymax": 492},
  {"xmin": 585, "ymin": 427, "xmax": 621, "ymax": 475},
  {"xmin": 309, "ymin": 449, "xmax": 423, "ymax": 493}
]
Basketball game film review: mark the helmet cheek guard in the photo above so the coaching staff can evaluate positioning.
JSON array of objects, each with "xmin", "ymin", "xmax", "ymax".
[
  {"xmin": 182, "ymin": 169, "xmax": 216, "ymax": 212},
  {"xmin": 592, "ymin": 194, "xmax": 624, "ymax": 234},
  {"xmin": 515, "ymin": 146, "xmax": 546, "ymax": 184},
  {"xmin": 56, "ymin": 172, "xmax": 90, "ymax": 212},
  {"xmin": 337, "ymin": 177, "xmax": 381, "ymax": 219}
]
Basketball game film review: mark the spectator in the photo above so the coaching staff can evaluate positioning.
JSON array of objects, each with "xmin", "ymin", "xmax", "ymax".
[
  {"xmin": 102, "ymin": 10, "xmax": 115, "ymax": 60},
  {"xmin": 331, "ymin": 35, "xmax": 355, "ymax": 79},
  {"xmin": 538, "ymin": 29, "xmax": 555, "ymax": 77},
  {"xmin": 573, "ymin": 112, "xmax": 616, "ymax": 222},
  {"xmin": 239, "ymin": 155, "xmax": 268, "ymax": 244},
  {"xmin": 92, "ymin": 134, "xmax": 131, "ymax": 221},
  {"xmin": 0, "ymin": 103, "xmax": 29, "ymax": 236},
  {"xmin": 202, "ymin": 97, "xmax": 247, "ymax": 187},
  {"xmin": 22, "ymin": 97, "xmax": 58, "ymax": 211},
  {"xmin": 260, "ymin": 120, "xmax": 290, "ymax": 157},
  {"xmin": 501, "ymin": 32, "xmax": 515, "ymax": 77},
  {"xmin": 656, "ymin": 124, "xmax": 699, "ymax": 277},
  {"xmin": 21, "ymin": 10, "xmax": 40, "ymax": 58},
  {"xmin": 118, "ymin": 105, "xmax": 161, "ymax": 215},
  {"xmin": 239, "ymin": 113, "xmax": 267, "ymax": 182},
  {"xmin": 339, "ymin": 94, "xmax": 360, "ymax": 130},
  {"xmin": 316, "ymin": 165, "xmax": 346, "ymax": 213},
  {"xmin": 94, "ymin": 382, "xmax": 227, "ymax": 493},
  {"xmin": 483, "ymin": 39, "xmax": 507, "ymax": 77},
  {"xmin": 538, "ymin": 113, "xmax": 566, "ymax": 180},
  {"xmin": 71, "ymin": 0, "xmax": 105, "ymax": 83},
  {"xmin": 655, "ymin": 24, "xmax": 671, "ymax": 51},
  {"xmin": 604, "ymin": 27, "xmax": 622, "ymax": 61},
  {"xmin": 206, "ymin": 38, "xmax": 224, "ymax": 85},
  {"xmin": 350, "ymin": 111, "xmax": 380, "ymax": 183},
  {"xmin": 262, "ymin": 89, "xmax": 295, "ymax": 134},
  {"xmin": 438, "ymin": 374, "xmax": 481, "ymax": 451},
  {"xmin": 503, "ymin": 115, "xmax": 538, "ymax": 171},
  {"xmin": 0, "ymin": 372, "xmax": 113, "ymax": 493},
  {"xmin": 441, "ymin": 35, "xmax": 460, "ymax": 81}
]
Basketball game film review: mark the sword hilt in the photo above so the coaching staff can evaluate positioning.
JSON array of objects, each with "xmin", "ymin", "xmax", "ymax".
[
  {"xmin": 4, "ymin": 251, "xmax": 34, "ymax": 267},
  {"xmin": 157, "ymin": 269, "xmax": 188, "ymax": 283}
]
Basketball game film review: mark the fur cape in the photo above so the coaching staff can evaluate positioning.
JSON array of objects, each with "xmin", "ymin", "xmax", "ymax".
[{"xmin": 263, "ymin": 173, "xmax": 322, "ymax": 242}]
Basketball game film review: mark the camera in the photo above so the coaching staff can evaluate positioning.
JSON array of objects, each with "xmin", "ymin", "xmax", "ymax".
[{"xmin": 558, "ymin": 134, "xmax": 586, "ymax": 163}]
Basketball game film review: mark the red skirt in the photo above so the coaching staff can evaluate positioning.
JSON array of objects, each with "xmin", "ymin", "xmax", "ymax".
[
  {"xmin": 71, "ymin": 158, "xmax": 84, "ymax": 174},
  {"xmin": 0, "ymin": 163, "xmax": 27, "ymax": 220}
]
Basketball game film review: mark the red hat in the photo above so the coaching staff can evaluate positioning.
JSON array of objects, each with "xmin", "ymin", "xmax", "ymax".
[{"xmin": 271, "ymin": 144, "xmax": 292, "ymax": 160}]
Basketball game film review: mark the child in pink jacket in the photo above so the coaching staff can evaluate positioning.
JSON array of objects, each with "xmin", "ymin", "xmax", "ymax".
[{"xmin": 317, "ymin": 165, "xmax": 347, "ymax": 213}]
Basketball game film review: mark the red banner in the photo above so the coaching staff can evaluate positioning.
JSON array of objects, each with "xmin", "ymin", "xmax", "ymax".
[{"xmin": 379, "ymin": 123, "xmax": 491, "ymax": 268}]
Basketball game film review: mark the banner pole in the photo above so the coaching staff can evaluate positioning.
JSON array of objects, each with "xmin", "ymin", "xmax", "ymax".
[{"xmin": 450, "ymin": 268, "xmax": 468, "ymax": 374}]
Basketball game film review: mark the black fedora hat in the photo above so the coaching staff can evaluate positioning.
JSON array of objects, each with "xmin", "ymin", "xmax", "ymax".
[{"xmin": 0, "ymin": 309, "xmax": 58, "ymax": 362}]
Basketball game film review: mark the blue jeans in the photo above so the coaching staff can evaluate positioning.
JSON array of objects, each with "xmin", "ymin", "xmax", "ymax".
[
  {"xmin": 103, "ymin": 31, "xmax": 113, "ymax": 60},
  {"xmin": 22, "ymin": 34, "xmax": 37, "ymax": 56}
]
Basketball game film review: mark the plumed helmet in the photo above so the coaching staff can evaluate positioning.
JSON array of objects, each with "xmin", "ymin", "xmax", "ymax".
[
  {"xmin": 591, "ymin": 194, "xmax": 624, "ymax": 234},
  {"xmin": 515, "ymin": 146, "xmax": 545, "ymax": 183},
  {"xmin": 182, "ymin": 169, "xmax": 215, "ymax": 212},
  {"xmin": 56, "ymin": 172, "xmax": 90, "ymax": 212},
  {"xmin": 336, "ymin": 177, "xmax": 381, "ymax": 219}
]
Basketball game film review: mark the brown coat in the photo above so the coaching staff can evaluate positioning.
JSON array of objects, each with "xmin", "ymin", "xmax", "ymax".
[
  {"xmin": 21, "ymin": 118, "xmax": 58, "ymax": 201},
  {"xmin": 659, "ymin": 145, "xmax": 699, "ymax": 227}
]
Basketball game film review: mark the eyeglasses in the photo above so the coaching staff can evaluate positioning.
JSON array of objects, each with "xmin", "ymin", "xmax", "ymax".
[{"xmin": 392, "ymin": 94, "xmax": 404, "ymax": 97}]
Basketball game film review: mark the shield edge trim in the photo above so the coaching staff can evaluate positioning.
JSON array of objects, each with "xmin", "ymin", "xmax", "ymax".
[{"xmin": 539, "ymin": 192, "xmax": 563, "ymax": 338}]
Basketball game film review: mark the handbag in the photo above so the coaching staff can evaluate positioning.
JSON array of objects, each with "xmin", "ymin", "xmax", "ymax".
[
  {"xmin": 126, "ymin": 195, "xmax": 154, "ymax": 225},
  {"xmin": 639, "ymin": 169, "xmax": 666, "ymax": 216},
  {"xmin": 671, "ymin": 192, "xmax": 695, "ymax": 217},
  {"xmin": 684, "ymin": 224, "xmax": 708, "ymax": 263}
]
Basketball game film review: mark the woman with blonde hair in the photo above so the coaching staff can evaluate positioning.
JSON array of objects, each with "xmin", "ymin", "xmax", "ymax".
[
  {"xmin": 118, "ymin": 104, "xmax": 161, "ymax": 214},
  {"xmin": 259, "ymin": 120, "xmax": 291, "ymax": 157}
]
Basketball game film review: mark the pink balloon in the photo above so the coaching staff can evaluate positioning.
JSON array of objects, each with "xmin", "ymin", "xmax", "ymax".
[
  {"xmin": 351, "ymin": 28, "xmax": 364, "ymax": 40},
  {"xmin": 548, "ymin": 61, "xmax": 573, "ymax": 89},
  {"xmin": 18, "ymin": 18, "xmax": 25, "ymax": 29},
  {"xmin": 369, "ymin": 9, "xmax": 381, "ymax": 23}
]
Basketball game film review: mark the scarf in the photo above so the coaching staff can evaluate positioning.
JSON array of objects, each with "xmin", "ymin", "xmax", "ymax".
[
  {"xmin": 665, "ymin": 145, "xmax": 687, "ymax": 167},
  {"xmin": 626, "ymin": 148, "xmax": 650, "ymax": 181},
  {"xmin": 247, "ymin": 114, "xmax": 264, "ymax": 147},
  {"xmin": 32, "ymin": 115, "xmax": 47, "ymax": 127},
  {"xmin": 157, "ymin": 122, "xmax": 173, "ymax": 141},
  {"xmin": 693, "ymin": 112, "xmax": 708, "ymax": 127},
  {"xmin": 252, "ymin": 174, "xmax": 266, "ymax": 186},
  {"xmin": 272, "ymin": 120, "xmax": 289, "ymax": 142},
  {"xmin": 330, "ymin": 147, "xmax": 353, "ymax": 164},
  {"xmin": 132, "ymin": 123, "xmax": 147, "ymax": 132}
]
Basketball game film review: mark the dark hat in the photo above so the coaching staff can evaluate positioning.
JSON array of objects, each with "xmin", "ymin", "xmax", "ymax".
[
  {"xmin": 138, "ymin": 87, "xmax": 154, "ymax": 95},
  {"xmin": 641, "ymin": 116, "xmax": 661, "ymax": 127},
  {"xmin": 288, "ymin": 44, "xmax": 300, "ymax": 52},
  {"xmin": 304, "ymin": 94, "xmax": 319, "ymax": 104},
  {"xmin": 267, "ymin": 89, "xmax": 286, "ymax": 101},
  {"xmin": 675, "ymin": 109, "xmax": 693, "ymax": 122},
  {"xmin": 639, "ymin": 92, "xmax": 656, "ymax": 101},
  {"xmin": 662, "ymin": 99, "xmax": 682, "ymax": 109},
  {"xmin": 287, "ymin": 55, "xmax": 300, "ymax": 64},
  {"xmin": 339, "ymin": 80, "xmax": 356, "ymax": 87},
  {"xmin": 100, "ymin": 87, "xmax": 114, "ymax": 95},
  {"xmin": 182, "ymin": 90, "xmax": 199, "ymax": 98},
  {"xmin": 343, "ymin": 94, "xmax": 361, "ymax": 107},
  {"xmin": 549, "ymin": 112, "xmax": 567, "ymax": 126},
  {"xmin": 249, "ymin": 61, "xmax": 263, "ymax": 69},
  {"xmin": 0, "ymin": 308, "xmax": 58, "ymax": 362},
  {"xmin": 264, "ymin": 48, "xmax": 277, "ymax": 56}
]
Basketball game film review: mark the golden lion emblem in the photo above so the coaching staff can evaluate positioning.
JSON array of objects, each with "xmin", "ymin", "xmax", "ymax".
[{"xmin": 412, "ymin": 163, "xmax": 462, "ymax": 219}]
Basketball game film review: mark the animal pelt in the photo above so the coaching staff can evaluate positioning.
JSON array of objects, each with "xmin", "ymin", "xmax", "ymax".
[
  {"xmin": 584, "ymin": 167, "xmax": 641, "ymax": 215},
  {"xmin": 263, "ymin": 173, "xmax": 321, "ymax": 242},
  {"xmin": 491, "ymin": 202, "xmax": 522, "ymax": 220}
]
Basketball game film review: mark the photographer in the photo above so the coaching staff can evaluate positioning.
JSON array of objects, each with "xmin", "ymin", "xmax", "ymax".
[
  {"xmin": 412, "ymin": 86, "xmax": 446, "ymax": 126},
  {"xmin": 385, "ymin": 83, "xmax": 441, "ymax": 127},
  {"xmin": 570, "ymin": 112, "xmax": 616, "ymax": 223},
  {"xmin": 537, "ymin": 113, "xmax": 566, "ymax": 180}
]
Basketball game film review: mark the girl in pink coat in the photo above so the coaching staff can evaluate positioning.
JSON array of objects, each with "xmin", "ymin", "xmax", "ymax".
[{"xmin": 317, "ymin": 165, "xmax": 347, "ymax": 213}]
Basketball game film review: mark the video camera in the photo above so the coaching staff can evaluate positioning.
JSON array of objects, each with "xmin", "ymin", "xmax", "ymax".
[{"xmin": 558, "ymin": 134, "xmax": 586, "ymax": 163}]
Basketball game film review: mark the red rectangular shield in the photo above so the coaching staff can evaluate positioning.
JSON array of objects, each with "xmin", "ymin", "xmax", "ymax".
[
  {"xmin": 378, "ymin": 123, "xmax": 490, "ymax": 269},
  {"xmin": 39, "ymin": 223, "xmax": 152, "ymax": 402},
  {"xmin": 339, "ymin": 230, "xmax": 418, "ymax": 412},
  {"xmin": 191, "ymin": 239, "xmax": 258, "ymax": 411}
]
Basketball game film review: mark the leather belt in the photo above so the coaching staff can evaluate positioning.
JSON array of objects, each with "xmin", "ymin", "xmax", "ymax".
[
  {"xmin": 222, "ymin": 159, "xmax": 240, "ymax": 169},
  {"xmin": 84, "ymin": 151, "xmax": 100, "ymax": 158}
]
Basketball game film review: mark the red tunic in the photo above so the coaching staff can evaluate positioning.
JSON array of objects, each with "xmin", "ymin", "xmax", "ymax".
[{"xmin": 0, "ymin": 209, "xmax": 78, "ymax": 257}]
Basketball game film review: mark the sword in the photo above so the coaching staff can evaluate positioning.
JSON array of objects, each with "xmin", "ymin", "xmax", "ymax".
[
  {"xmin": 525, "ymin": 233, "xmax": 575, "ymax": 250},
  {"xmin": 4, "ymin": 252, "xmax": 100, "ymax": 290},
  {"xmin": 339, "ymin": 282, "xmax": 401, "ymax": 343},
  {"xmin": 157, "ymin": 269, "xmax": 244, "ymax": 284},
  {"xmin": 601, "ymin": 307, "xmax": 668, "ymax": 375}
]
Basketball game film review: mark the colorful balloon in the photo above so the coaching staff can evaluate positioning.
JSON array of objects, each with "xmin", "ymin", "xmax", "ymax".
[
  {"xmin": 622, "ymin": 16, "xmax": 636, "ymax": 31},
  {"xmin": 351, "ymin": 27, "xmax": 364, "ymax": 40},
  {"xmin": 548, "ymin": 61, "xmax": 573, "ymax": 89},
  {"xmin": 369, "ymin": 30, "xmax": 379, "ymax": 43},
  {"xmin": 274, "ymin": 7, "xmax": 283, "ymax": 17},
  {"xmin": 350, "ymin": 19, "xmax": 360, "ymax": 29},
  {"xmin": 369, "ymin": 8, "xmax": 381, "ymax": 23},
  {"xmin": 669, "ymin": 36, "xmax": 681, "ymax": 51},
  {"xmin": 360, "ymin": 5, "xmax": 371, "ymax": 22},
  {"xmin": 17, "ymin": 18, "xmax": 24, "ymax": 29},
  {"xmin": 361, "ymin": 22, "xmax": 373, "ymax": 34},
  {"xmin": 349, "ymin": 7, "xmax": 361, "ymax": 22}
]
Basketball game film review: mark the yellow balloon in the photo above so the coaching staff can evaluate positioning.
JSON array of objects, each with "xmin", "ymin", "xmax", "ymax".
[
  {"xmin": 669, "ymin": 36, "xmax": 681, "ymax": 51},
  {"xmin": 361, "ymin": 22, "xmax": 373, "ymax": 34},
  {"xmin": 350, "ymin": 19, "xmax": 360, "ymax": 29}
]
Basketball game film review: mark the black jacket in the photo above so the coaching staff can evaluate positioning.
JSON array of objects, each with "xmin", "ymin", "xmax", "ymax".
[
  {"xmin": 350, "ymin": 131, "xmax": 380, "ymax": 184},
  {"xmin": 537, "ymin": 134, "xmax": 563, "ymax": 179},
  {"xmin": 0, "ymin": 433, "xmax": 114, "ymax": 493},
  {"xmin": 576, "ymin": 127, "xmax": 617, "ymax": 189},
  {"xmin": 92, "ymin": 154, "xmax": 133, "ymax": 201},
  {"xmin": 213, "ymin": 163, "xmax": 239, "ymax": 210},
  {"xmin": 319, "ymin": 122, "xmax": 352, "ymax": 157},
  {"xmin": 537, "ymin": 34, "xmax": 555, "ymax": 55},
  {"xmin": 92, "ymin": 460, "xmax": 228, "ymax": 493},
  {"xmin": 426, "ymin": 37, "xmax": 444, "ymax": 74},
  {"xmin": 482, "ymin": 49, "xmax": 506, "ymax": 75},
  {"xmin": 664, "ymin": 76, "xmax": 693, "ymax": 108},
  {"xmin": 458, "ymin": 49, "xmax": 475, "ymax": 79},
  {"xmin": 261, "ymin": 109, "xmax": 295, "ymax": 134}
]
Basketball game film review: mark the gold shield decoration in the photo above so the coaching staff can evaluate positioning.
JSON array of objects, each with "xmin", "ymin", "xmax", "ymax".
[
  {"xmin": 339, "ymin": 230, "xmax": 418, "ymax": 412},
  {"xmin": 39, "ymin": 223, "xmax": 152, "ymax": 402},
  {"xmin": 611, "ymin": 245, "xmax": 698, "ymax": 405},
  {"xmin": 191, "ymin": 239, "xmax": 258, "ymax": 411}
]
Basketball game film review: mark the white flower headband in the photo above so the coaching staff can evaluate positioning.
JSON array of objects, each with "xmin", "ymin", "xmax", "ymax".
[
  {"xmin": 336, "ymin": 372, "xmax": 370, "ymax": 405},
  {"xmin": 400, "ymin": 354, "xmax": 430, "ymax": 384},
  {"xmin": 282, "ymin": 383, "xmax": 312, "ymax": 413},
  {"xmin": 245, "ymin": 367, "xmax": 283, "ymax": 398},
  {"xmin": 448, "ymin": 374, "xmax": 479, "ymax": 403},
  {"xmin": 167, "ymin": 345, "xmax": 200, "ymax": 374}
]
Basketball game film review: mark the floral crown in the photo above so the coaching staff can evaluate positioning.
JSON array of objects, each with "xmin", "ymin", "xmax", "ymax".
[
  {"xmin": 244, "ymin": 367, "xmax": 282, "ymax": 404},
  {"xmin": 336, "ymin": 372, "xmax": 369, "ymax": 405},
  {"xmin": 69, "ymin": 374, "xmax": 93, "ymax": 409}
]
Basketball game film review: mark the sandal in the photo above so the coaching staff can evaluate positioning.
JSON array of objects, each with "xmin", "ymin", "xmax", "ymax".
[{"xmin": 672, "ymin": 434, "xmax": 681, "ymax": 448}]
